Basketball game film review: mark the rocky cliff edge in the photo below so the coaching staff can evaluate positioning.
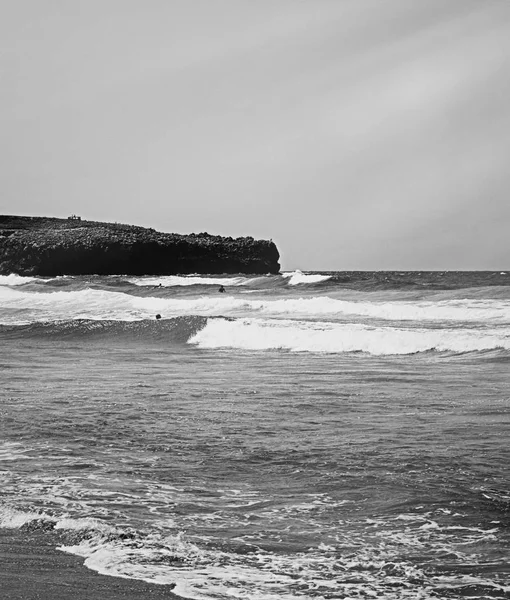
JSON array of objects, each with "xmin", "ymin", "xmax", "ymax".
[{"xmin": 0, "ymin": 216, "xmax": 280, "ymax": 276}]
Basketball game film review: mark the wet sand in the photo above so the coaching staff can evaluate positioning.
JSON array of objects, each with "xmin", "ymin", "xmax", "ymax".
[{"xmin": 0, "ymin": 528, "xmax": 182, "ymax": 600}]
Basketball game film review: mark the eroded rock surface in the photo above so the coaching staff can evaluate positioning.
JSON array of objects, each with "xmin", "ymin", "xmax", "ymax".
[{"xmin": 0, "ymin": 216, "xmax": 280, "ymax": 275}]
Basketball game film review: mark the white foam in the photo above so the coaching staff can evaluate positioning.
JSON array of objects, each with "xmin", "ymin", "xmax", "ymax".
[
  {"xmin": 0, "ymin": 286, "xmax": 257, "ymax": 324},
  {"xmin": 0, "ymin": 273, "xmax": 40, "ymax": 286},
  {"xmin": 54, "ymin": 516, "xmax": 114, "ymax": 533},
  {"xmin": 128, "ymin": 275, "xmax": 256, "ymax": 287},
  {"xmin": 189, "ymin": 318, "xmax": 510, "ymax": 355},
  {"xmin": 57, "ymin": 527, "xmax": 440, "ymax": 600},
  {"xmin": 0, "ymin": 506, "xmax": 49, "ymax": 528},
  {"xmin": 5, "ymin": 507, "xmax": 499, "ymax": 600},
  {"xmin": 58, "ymin": 532, "xmax": 346, "ymax": 600},
  {"xmin": 1, "ymin": 285, "xmax": 510, "ymax": 325},
  {"xmin": 0, "ymin": 286, "xmax": 153, "ymax": 323},
  {"xmin": 282, "ymin": 270, "xmax": 332, "ymax": 285},
  {"xmin": 258, "ymin": 296, "xmax": 510, "ymax": 323},
  {"xmin": 141, "ymin": 294, "xmax": 510, "ymax": 324}
]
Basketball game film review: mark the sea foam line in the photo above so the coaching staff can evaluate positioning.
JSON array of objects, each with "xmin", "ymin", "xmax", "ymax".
[{"xmin": 1, "ymin": 505, "xmax": 504, "ymax": 600}]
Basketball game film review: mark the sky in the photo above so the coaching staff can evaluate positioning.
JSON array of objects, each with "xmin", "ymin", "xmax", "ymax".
[{"xmin": 1, "ymin": 1, "xmax": 509, "ymax": 270}]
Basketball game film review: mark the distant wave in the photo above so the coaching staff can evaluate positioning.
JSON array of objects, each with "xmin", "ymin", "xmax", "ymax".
[
  {"xmin": 0, "ymin": 316, "xmax": 208, "ymax": 342},
  {"xmin": 257, "ymin": 296, "xmax": 510, "ymax": 322},
  {"xmin": 282, "ymin": 270, "xmax": 332, "ymax": 285},
  {"xmin": 3, "ymin": 286, "xmax": 509, "ymax": 325},
  {"xmin": 0, "ymin": 273, "xmax": 41, "ymax": 286},
  {"xmin": 128, "ymin": 275, "xmax": 261, "ymax": 287},
  {"xmin": 129, "ymin": 271, "xmax": 333, "ymax": 287},
  {"xmin": 189, "ymin": 318, "xmax": 510, "ymax": 355}
]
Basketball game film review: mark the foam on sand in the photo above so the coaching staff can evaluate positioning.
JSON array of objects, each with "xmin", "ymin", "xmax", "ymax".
[{"xmin": 3, "ymin": 506, "xmax": 503, "ymax": 600}]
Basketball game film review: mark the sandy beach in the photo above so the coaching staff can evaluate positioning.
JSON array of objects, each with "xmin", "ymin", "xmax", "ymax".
[{"xmin": 0, "ymin": 528, "xmax": 181, "ymax": 600}]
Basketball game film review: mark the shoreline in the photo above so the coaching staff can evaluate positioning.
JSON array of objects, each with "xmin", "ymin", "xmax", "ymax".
[{"xmin": 0, "ymin": 528, "xmax": 182, "ymax": 600}]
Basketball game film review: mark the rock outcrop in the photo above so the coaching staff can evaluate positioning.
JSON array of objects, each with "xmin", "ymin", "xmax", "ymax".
[{"xmin": 0, "ymin": 216, "xmax": 280, "ymax": 276}]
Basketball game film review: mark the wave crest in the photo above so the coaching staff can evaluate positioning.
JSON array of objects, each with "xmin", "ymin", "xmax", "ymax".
[
  {"xmin": 3, "ymin": 284, "xmax": 509, "ymax": 325},
  {"xmin": 0, "ymin": 273, "xmax": 41, "ymax": 286},
  {"xmin": 282, "ymin": 270, "xmax": 332, "ymax": 285},
  {"xmin": 188, "ymin": 318, "xmax": 510, "ymax": 355},
  {"xmin": 0, "ymin": 316, "xmax": 208, "ymax": 342},
  {"xmin": 128, "ymin": 275, "xmax": 260, "ymax": 287}
]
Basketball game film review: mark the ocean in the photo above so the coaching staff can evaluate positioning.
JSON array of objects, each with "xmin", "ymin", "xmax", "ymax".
[{"xmin": 1, "ymin": 270, "xmax": 509, "ymax": 599}]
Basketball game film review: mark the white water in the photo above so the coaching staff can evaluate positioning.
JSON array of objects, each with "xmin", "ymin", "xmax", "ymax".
[
  {"xmin": 3, "ymin": 504, "xmax": 504, "ymax": 600},
  {"xmin": 189, "ymin": 317, "xmax": 510, "ymax": 355},
  {"xmin": 2, "ymin": 286, "xmax": 510, "ymax": 325},
  {"xmin": 0, "ymin": 273, "xmax": 40, "ymax": 286},
  {"xmin": 282, "ymin": 270, "xmax": 332, "ymax": 285},
  {"xmin": 128, "ymin": 275, "xmax": 259, "ymax": 287}
]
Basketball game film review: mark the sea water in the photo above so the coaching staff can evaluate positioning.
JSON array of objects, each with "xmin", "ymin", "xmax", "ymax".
[{"xmin": 0, "ymin": 271, "xmax": 509, "ymax": 599}]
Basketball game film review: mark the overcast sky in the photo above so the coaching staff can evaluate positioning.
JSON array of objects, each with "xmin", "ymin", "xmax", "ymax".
[{"xmin": 1, "ymin": 1, "xmax": 509, "ymax": 270}]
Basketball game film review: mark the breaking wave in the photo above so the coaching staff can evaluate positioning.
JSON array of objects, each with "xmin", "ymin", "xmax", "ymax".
[
  {"xmin": 0, "ymin": 273, "xmax": 40, "ymax": 286},
  {"xmin": 189, "ymin": 318, "xmax": 510, "ymax": 355},
  {"xmin": 2, "ymin": 314, "xmax": 508, "ymax": 355},
  {"xmin": 2, "ymin": 285, "xmax": 510, "ymax": 325},
  {"xmin": 0, "ymin": 316, "xmax": 208, "ymax": 342},
  {"xmin": 282, "ymin": 270, "xmax": 332, "ymax": 285},
  {"xmin": 128, "ymin": 275, "xmax": 261, "ymax": 287}
]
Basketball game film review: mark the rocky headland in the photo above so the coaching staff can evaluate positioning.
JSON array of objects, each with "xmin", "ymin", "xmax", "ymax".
[{"xmin": 0, "ymin": 215, "xmax": 280, "ymax": 276}]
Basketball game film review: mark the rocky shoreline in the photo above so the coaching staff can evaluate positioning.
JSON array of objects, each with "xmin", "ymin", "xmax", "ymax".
[{"xmin": 0, "ymin": 216, "xmax": 280, "ymax": 276}]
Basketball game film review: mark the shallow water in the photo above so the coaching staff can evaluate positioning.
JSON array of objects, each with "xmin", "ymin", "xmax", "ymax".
[{"xmin": 1, "ymin": 271, "xmax": 509, "ymax": 599}]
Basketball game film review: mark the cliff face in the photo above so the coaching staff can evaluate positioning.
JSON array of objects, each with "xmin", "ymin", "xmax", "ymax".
[{"xmin": 0, "ymin": 216, "xmax": 280, "ymax": 276}]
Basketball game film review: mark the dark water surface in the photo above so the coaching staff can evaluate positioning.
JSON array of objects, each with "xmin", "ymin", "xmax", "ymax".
[{"xmin": 1, "ymin": 271, "xmax": 509, "ymax": 599}]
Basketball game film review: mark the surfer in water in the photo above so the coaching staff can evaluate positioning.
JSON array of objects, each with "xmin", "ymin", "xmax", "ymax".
[{"xmin": 218, "ymin": 285, "xmax": 225, "ymax": 293}]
